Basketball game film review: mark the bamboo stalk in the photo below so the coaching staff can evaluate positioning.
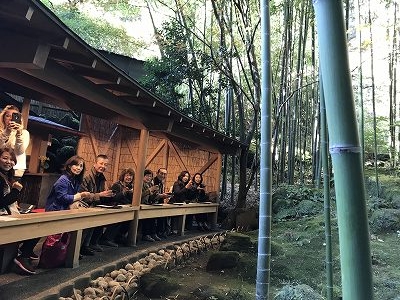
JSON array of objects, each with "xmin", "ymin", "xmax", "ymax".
[
  {"xmin": 313, "ymin": 1, "xmax": 373, "ymax": 299},
  {"xmin": 256, "ymin": 0, "xmax": 272, "ymax": 299}
]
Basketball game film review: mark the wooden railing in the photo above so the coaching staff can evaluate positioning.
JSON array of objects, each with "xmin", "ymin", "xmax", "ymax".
[{"xmin": 0, "ymin": 202, "xmax": 219, "ymax": 273}]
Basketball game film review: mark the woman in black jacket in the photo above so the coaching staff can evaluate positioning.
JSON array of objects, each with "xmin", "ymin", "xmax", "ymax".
[
  {"xmin": 171, "ymin": 170, "xmax": 191, "ymax": 203},
  {"xmin": 0, "ymin": 147, "xmax": 39, "ymax": 275}
]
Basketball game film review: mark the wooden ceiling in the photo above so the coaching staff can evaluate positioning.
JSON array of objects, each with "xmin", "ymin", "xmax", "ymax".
[{"xmin": 0, "ymin": 0, "xmax": 245, "ymax": 154}]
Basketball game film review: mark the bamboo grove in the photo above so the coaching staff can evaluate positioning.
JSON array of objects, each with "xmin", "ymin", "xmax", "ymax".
[{"xmin": 43, "ymin": 0, "xmax": 400, "ymax": 205}]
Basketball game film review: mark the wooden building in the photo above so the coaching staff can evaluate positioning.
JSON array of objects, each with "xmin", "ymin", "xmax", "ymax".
[{"xmin": 0, "ymin": 0, "xmax": 245, "ymax": 207}]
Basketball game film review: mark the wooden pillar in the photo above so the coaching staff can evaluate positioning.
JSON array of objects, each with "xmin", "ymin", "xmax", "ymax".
[
  {"xmin": 132, "ymin": 128, "xmax": 149, "ymax": 207},
  {"xmin": 128, "ymin": 128, "xmax": 149, "ymax": 246},
  {"xmin": 211, "ymin": 152, "xmax": 223, "ymax": 230},
  {"xmin": 21, "ymin": 98, "xmax": 30, "ymax": 129},
  {"xmin": 215, "ymin": 153, "xmax": 223, "ymax": 202}
]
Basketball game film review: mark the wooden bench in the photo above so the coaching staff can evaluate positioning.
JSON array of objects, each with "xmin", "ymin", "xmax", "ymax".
[
  {"xmin": 0, "ymin": 202, "xmax": 219, "ymax": 272},
  {"xmin": 0, "ymin": 206, "xmax": 137, "ymax": 272},
  {"xmin": 132, "ymin": 203, "xmax": 219, "ymax": 243}
]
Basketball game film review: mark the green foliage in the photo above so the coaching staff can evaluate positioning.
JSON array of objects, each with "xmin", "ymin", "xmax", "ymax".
[
  {"xmin": 140, "ymin": 19, "xmax": 217, "ymax": 124},
  {"xmin": 220, "ymin": 232, "xmax": 256, "ymax": 253},
  {"xmin": 272, "ymin": 185, "xmax": 324, "ymax": 220},
  {"xmin": 369, "ymin": 209, "xmax": 400, "ymax": 234},
  {"xmin": 41, "ymin": 1, "xmax": 144, "ymax": 57},
  {"xmin": 221, "ymin": 289, "xmax": 253, "ymax": 300},
  {"xmin": 274, "ymin": 284, "xmax": 324, "ymax": 300},
  {"xmin": 296, "ymin": 200, "xmax": 322, "ymax": 216},
  {"xmin": 364, "ymin": 114, "xmax": 390, "ymax": 155}
]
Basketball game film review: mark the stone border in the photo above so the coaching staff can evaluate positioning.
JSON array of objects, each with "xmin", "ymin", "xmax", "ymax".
[{"xmin": 30, "ymin": 232, "xmax": 226, "ymax": 300}]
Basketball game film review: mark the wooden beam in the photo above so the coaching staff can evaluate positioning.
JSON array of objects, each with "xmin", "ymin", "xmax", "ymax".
[
  {"xmin": 21, "ymin": 98, "xmax": 30, "ymax": 130},
  {"xmin": 132, "ymin": 129, "xmax": 149, "ymax": 207},
  {"xmin": 0, "ymin": 68, "xmax": 71, "ymax": 109},
  {"xmin": 126, "ymin": 139, "xmax": 138, "ymax": 170},
  {"xmin": 0, "ymin": 31, "xmax": 50, "ymax": 69},
  {"xmin": 112, "ymin": 132, "xmax": 123, "ymax": 183},
  {"xmin": 28, "ymin": 136, "xmax": 41, "ymax": 173},
  {"xmin": 49, "ymin": 47, "xmax": 97, "ymax": 68},
  {"xmin": 21, "ymin": 60, "xmax": 145, "ymax": 126},
  {"xmin": 196, "ymin": 153, "xmax": 219, "ymax": 175},
  {"xmin": 145, "ymin": 140, "xmax": 166, "ymax": 168},
  {"xmin": 215, "ymin": 153, "xmax": 223, "ymax": 200},
  {"xmin": 103, "ymin": 125, "xmax": 119, "ymax": 157},
  {"xmin": 167, "ymin": 141, "xmax": 186, "ymax": 171},
  {"xmin": 163, "ymin": 138, "xmax": 169, "ymax": 169},
  {"xmin": 84, "ymin": 115, "xmax": 99, "ymax": 158}
]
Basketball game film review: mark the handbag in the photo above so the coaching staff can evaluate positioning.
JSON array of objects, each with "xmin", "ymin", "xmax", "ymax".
[
  {"xmin": 69, "ymin": 200, "xmax": 89, "ymax": 210},
  {"xmin": 38, "ymin": 232, "xmax": 71, "ymax": 268}
]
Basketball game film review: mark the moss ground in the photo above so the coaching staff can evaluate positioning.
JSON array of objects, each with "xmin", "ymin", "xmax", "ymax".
[
  {"xmin": 134, "ymin": 171, "xmax": 400, "ymax": 299},
  {"xmin": 136, "ymin": 217, "xmax": 398, "ymax": 299}
]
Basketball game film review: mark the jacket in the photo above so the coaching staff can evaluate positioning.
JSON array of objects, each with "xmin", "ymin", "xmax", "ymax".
[
  {"xmin": 79, "ymin": 167, "xmax": 108, "ymax": 206},
  {"xmin": 45, "ymin": 174, "xmax": 80, "ymax": 211},
  {"xmin": 0, "ymin": 171, "xmax": 21, "ymax": 215}
]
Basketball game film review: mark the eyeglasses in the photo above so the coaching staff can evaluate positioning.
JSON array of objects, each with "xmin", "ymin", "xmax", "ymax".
[{"xmin": 159, "ymin": 172, "xmax": 167, "ymax": 175}]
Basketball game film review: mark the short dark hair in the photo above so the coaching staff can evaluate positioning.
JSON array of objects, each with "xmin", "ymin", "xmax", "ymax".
[
  {"xmin": 157, "ymin": 168, "xmax": 167, "ymax": 174},
  {"xmin": 144, "ymin": 169, "xmax": 153, "ymax": 176}
]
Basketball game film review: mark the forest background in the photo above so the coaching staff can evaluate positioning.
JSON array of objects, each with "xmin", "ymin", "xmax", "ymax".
[{"xmin": 40, "ymin": 0, "xmax": 398, "ymax": 209}]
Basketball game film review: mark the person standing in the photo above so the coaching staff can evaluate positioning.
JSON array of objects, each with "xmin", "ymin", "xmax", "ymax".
[
  {"xmin": 79, "ymin": 154, "xmax": 116, "ymax": 252},
  {"xmin": 0, "ymin": 105, "xmax": 30, "ymax": 179},
  {"xmin": 0, "ymin": 147, "xmax": 39, "ymax": 275}
]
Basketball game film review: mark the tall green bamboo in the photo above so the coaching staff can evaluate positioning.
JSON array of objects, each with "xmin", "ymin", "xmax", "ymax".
[
  {"xmin": 367, "ymin": 0, "xmax": 379, "ymax": 196},
  {"xmin": 319, "ymin": 75, "xmax": 333, "ymax": 300},
  {"xmin": 356, "ymin": 0, "xmax": 365, "ymax": 168},
  {"xmin": 256, "ymin": 0, "xmax": 271, "ymax": 299},
  {"xmin": 313, "ymin": 1, "xmax": 373, "ymax": 299}
]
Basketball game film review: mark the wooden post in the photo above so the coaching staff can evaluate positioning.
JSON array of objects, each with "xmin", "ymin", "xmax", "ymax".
[
  {"xmin": 132, "ymin": 128, "xmax": 148, "ymax": 207},
  {"xmin": 128, "ymin": 129, "xmax": 149, "ymax": 246},
  {"xmin": 21, "ymin": 98, "xmax": 30, "ymax": 129},
  {"xmin": 65, "ymin": 230, "xmax": 82, "ymax": 268},
  {"xmin": 211, "ymin": 153, "xmax": 223, "ymax": 230},
  {"xmin": 215, "ymin": 153, "xmax": 223, "ymax": 201}
]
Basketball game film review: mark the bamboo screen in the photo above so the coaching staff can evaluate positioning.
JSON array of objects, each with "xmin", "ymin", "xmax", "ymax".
[{"xmin": 78, "ymin": 115, "xmax": 220, "ymax": 192}]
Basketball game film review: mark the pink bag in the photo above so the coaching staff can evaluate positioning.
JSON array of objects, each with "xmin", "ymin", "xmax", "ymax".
[{"xmin": 39, "ymin": 233, "xmax": 71, "ymax": 268}]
